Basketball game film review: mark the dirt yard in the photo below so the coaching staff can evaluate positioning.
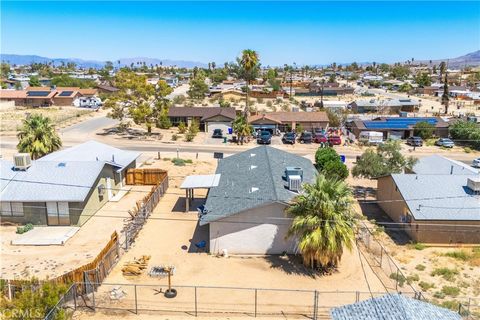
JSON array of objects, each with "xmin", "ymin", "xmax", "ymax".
[
  {"xmin": 0, "ymin": 184, "xmax": 151, "ymax": 280},
  {"xmin": 72, "ymin": 153, "xmax": 388, "ymax": 319},
  {"xmin": 0, "ymin": 106, "xmax": 95, "ymax": 133}
]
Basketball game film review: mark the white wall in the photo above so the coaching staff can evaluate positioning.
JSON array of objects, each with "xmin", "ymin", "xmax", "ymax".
[
  {"xmin": 209, "ymin": 202, "xmax": 298, "ymax": 255},
  {"xmin": 206, "ymin": 121, "xmax": 231, "ymax": 134}
]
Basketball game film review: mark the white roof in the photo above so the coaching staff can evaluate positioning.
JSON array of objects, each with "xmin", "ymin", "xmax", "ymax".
[{"xmin": 180, "ymin": 174, "xmax": 221, "ymax": 189}]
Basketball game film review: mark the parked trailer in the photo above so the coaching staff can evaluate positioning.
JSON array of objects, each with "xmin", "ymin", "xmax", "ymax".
[{"xmin": 359, "ymin": 131, "xmax": 383, "ymax": 145}]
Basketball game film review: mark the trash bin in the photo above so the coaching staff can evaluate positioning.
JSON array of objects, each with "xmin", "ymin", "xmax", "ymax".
[
  {"xmin": 340, "ymin": 155, "xmax": 346, "ymax": 163},
  {"xmin": 223, "ymin": 137, "xmax": 227, "ymax": 143},
  {"xmin": 228, "ymin": 127, "xmax": 233, "ymax": 135}
]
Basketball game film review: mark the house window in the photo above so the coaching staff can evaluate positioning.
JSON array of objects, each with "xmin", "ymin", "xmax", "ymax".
[{"xmin": 0, "ymin": 202, "xmax": 24, "ymax": 216}]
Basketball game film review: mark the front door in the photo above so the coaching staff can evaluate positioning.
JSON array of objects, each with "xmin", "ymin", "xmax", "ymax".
[{"xmin": 46, "ymin": 202, "xmax": 70, "ymax": 225}]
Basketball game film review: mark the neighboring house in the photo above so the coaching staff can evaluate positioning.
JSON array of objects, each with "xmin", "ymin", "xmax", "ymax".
[
  {"xmin": 96, "ymin": 84, "xmax": 120, "ymax": 95},
  {"xmin": 167, "ymin": 107, "xmax": 237, "ymax": 134},
  {"xmin": 377, "ymin": 155, "xmax": 480, "ymax": 244},
  {"xmin": 248, "ymin": 111, "xmax": 329, "ymax": 132},
  {"xmin": 200, "ymin": 146, "xmax": 317, "ymax": 254},
  {"xmin": 349, "ymin": 99, "xmax": 381, "ymax": 113},
  {"xmin": 348, "ymin": 117, "xmax": 449, "ymax": 140},
  {"xmin": 0, "ymin": 87, "xmax": 100, "ymax": 107},
  {"xmin": 300, "ymin": 82, "xmax": 355, "ymax": 96},
  {"xmin": 0, "ymin": 141, "xmax": 140, "ymax": 226},
  {"xmin": 331, "ymin": 293, "xmax": 461, "ymax": 320}
]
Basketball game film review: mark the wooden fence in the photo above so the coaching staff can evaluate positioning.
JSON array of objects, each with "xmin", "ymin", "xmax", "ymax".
[{"xmin": 126, "ymin": 168, "xmax": 168, "ymax": 185}]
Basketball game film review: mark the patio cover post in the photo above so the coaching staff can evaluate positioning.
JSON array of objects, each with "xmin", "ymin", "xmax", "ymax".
[{"xmin": 185, "ymin": 189, "xmax": 189, "ymax": 212}]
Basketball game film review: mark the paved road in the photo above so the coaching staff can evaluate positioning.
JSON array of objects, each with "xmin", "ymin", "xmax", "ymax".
[{"xmin": 1, "ymin": 114, "xmax": 478, "ymax": 164}]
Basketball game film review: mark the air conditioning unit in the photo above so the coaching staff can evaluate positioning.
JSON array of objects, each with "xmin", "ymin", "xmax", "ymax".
[
  {"xmin": 467, "ymin": 177, "xmax": 480, "ymax": 193},
  {"xmin": 13, "ymin": 153, "xmax": 32, "ymax": 170},
  {"xmin": 285, "ymin": 167, "xmax": 303, "ymax": 180},
  {"xmin": 288, "ymin": 175, "xmax": 302, "ymax": 192}
]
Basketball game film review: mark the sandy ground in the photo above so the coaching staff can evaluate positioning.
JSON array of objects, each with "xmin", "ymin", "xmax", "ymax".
[
  {"xmin": 0, "ymin": 184, "xmax": 152, "ymax": 280},
  {"xmin": 0, "ymin": 105, "xmax": 96, "ymax": 133},
  {"xmin": 72, "ymin": 155, "xmax": 387, "ymax": 319}
]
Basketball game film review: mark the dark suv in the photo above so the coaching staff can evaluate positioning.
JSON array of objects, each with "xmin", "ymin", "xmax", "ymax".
[
  {"xmin": 282, "ymin": 132, "xmax": 296, "ymax": 144},
  {"xmin": 212, "ymin": 129, "xmax": 223, "ymax": 138},
  {"xmin": 406, "ymin": 136, "xmax": 423, "ymax": 147},
  {"xmin": 299, "ymin": 132, "xmax": 313, "ymax": 144},
  {"xmin": 257, "ymin": 131, "xmax": 272, "ymax": 144}
]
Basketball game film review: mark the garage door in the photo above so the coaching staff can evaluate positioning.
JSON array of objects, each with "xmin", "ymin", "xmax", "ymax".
[{"xmin": 207, "ymin": 122, "xmax": 231, "ymax": 135}]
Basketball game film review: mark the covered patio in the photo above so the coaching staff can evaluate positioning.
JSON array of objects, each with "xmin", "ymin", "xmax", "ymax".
[{"xmin": 180, "ymin": 174, "xmax": 221, "ymax": 212}]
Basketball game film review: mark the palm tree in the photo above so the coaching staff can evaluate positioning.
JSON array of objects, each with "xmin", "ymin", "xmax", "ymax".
[
  {"xmin": 239, "ymin": 49, "xmax": 259, "ymax": 116},
  {"xmin": 17, "ymin": 114, "xmax": 62, "ymax": 159},
  {"xmin": 232, "ymin": 115, "xmax": 251, "ymax": 145},
  {"xmin": 442, "ymin": 72, "xmax": 449, "ymax": 114},
  {"xmin": 286, "ymin": 175, "xmax": 355, "ymax": 269}
]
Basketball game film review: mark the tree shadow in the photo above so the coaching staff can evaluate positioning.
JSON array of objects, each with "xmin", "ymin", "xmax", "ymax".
[
  {"xmin": 264, "ymin": 255, "xmax": 328, "ymax": 278},
  {"xmin": 352, "ymin": 186, "xmax": 377, "ymax": 199},
  {"xmin": 358, "ymin": 201, "xmax": 411, "ymax": 245}
]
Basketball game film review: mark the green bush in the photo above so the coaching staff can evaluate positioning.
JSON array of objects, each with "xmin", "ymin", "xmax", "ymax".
[
  {"xmin": 441, "ymin": 286, "xmax": 460, "ymax": 297},
  {"xmin": 450, "ymin": 120, "xmax": 480, "ymax": 150},
  {"xmin": 415, "ymin": 264, "xmax": 426, "ymax": 271},
  {"xmin": 413, "ymin": 121, "xmax": 435, "ymax": 139},
  {"xmin": 389, "ymin": 272, "xmax": 406, "ymax": 287},
  {"xmin": 171, "ymin": 158, "xmax": 192, "ymax": 166},
  {"xmin": 178, "ymin": 121, "xmax": 187, "ymax": 134},
  {"xmin": 419, "ymin": 281, "xmax": 435, "ymax": 291},
  {"xmin": 444, "ymin": 250, "xmax": 470, "ymax": 261},
  {"xmin": 406, "ymin": 274, "xmax": 419, "ymax": 284},
  {"xmin": 171, "ymin": 134, "xmax": 178, "ymax": 141},
  {"xmin": 322, "ymin": 160, "xmax": 349, "ymax": 181},
  {"xmin": 441, "ymin": 300, "xmax": 460, "ymax": 311},
  {"xmin": 185, "ymin": 132, "xmax": 196, "ymax": 142},
  {"xmin": 431, "ymin": 268, "xmax": 459, "ymax": 282},
  {"xmin": 16, "ymin": 223, "xmax": 34, "ymax": 234},
  {"xmin": 315, "ymin": 147, "xmax": 340, "ymax": 169}
]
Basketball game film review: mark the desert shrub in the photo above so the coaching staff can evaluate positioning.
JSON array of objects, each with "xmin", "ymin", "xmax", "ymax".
[
  {"xmin": 389, "ymin": 272, "xmax": 406, "ymax": 287},
  {"xmin": 464, "ymin": 147, "xmax": 472, "ymax": 153},
  {"xmin": 184, "ymin": 132, "xmax": 195, "ymax": 142},
  {"xmin": 441, "ymin": 300, "xmax": 460, "ymax": 311},
  {"xmin": 16, "ymin": 223, "xmax": 34, "ymax": 234},
  {"xmin": 171, "ymin": 158, "xmax": 192, "ymax": 166},
  {"xmin": 266, "ymin": 100, "xmax": 273, "ymax": 108},
  {"xmin": 431, "ymin": 268, "xmax": 459, "ymax": 282},
  {"xmin": 171, "ymin": 134, "xmax": 178, "ymax": 141},
  {"xmin": 441, "ymin": 286, "xmax": 460, "ymax": 297},
  {"xmin": 444, "ymin": 250, "xmax": 470, "ymax": 261},
  {"xmin": 178, "ymin": 121, "xmax": 187, "ymax": 133},
  {"xmin": 257, "ymin": 98, "xmax": 264, "ymax": 104},
  {"xmin": 415, "ymin": 264, "xmax": 426, "ymax": 271},
  {"xmin": 434, "ymin": 291, "xmax": 446, "ymax": 299},
  {"xmin": 413, "ymin": 243, "xmax": 426, "ymax": 250},
  {"xmin": 419, "ymin": 281, "xmax": 435, "ymax": 291},
  {"xmin": 406, "ymin": 274, "xmax": 419, "ymax": 284}
]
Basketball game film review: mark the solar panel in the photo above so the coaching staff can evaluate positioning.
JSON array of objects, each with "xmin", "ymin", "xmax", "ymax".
[
  {"xmin": 27, "ymin": 91, "xmax": 50, "ymax": 97},
  {"xmin": 364, "ymin": 118, "xmax": 437, "ymax": 129},
  {"xmin": 58, "ymin": 91, "xmax": 73, "ymax": 97}
]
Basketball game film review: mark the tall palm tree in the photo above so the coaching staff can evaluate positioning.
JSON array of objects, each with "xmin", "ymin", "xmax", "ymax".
[
  {"xmin": 286, "ymin": 175, "xmax": 355, "ymax": 269},
  {"xmin": 239, "ymin": 49, "xmax": 259, "ymax": 116},
  {"xmin": 17, "ymin": 114, "xmax": 62, "ymax": 159}
]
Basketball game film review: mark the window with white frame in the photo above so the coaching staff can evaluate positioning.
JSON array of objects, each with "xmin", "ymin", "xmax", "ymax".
[{"xmin": 0, "ymin": 202, "xmax": 24, "ymax": 216}]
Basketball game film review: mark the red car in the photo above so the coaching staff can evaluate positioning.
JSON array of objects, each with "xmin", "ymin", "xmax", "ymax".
[
  {"xmin": 328, "ymin": 135, "xmax": 342, "ymax": 145},
  {"xmin": 313, "ymin": 133, "xmax": 327, "ymax": 144}
]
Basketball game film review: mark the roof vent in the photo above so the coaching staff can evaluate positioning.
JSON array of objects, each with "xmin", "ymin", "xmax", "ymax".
[
  {"xmin": 58, "ymin": 162, "xmax": 66, "ymax": 167},
  {"xmin": 250, "ymin": 153, "xmax": 256, "ymax": 158},
  {"xmin": 467, "ymin": 177, "xmax": 480, "ymax": 193},
  {"xmin": 285, "ymin": 167, "xmax": 303, "ymax": 181},
  {"xmin": 288, "ymin": 175, "xmax": 302, "ymax": 192},
  {"xmin": 13, "ymin": 153, "xmax": 32, "ymax": 171},
  {"xmin": 250, "ymin": 165, "xmax": 257, "ymax": 170},
  {"xmin": 250, "ymin": 187, "xmax": 259, "ymax": 193}
]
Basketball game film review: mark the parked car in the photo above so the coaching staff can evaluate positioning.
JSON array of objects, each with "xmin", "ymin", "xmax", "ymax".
[
  {"xmin": 406, "ymin": 136, "xmax": 423, "ymax": 147},
  {"xmin": 257, "ymin": 131, "xmax": 272, "ymax": 145},
  {"xmin": 282, "ymin": 132, "xmax": 296, "ymax": 144},
  {"xmin": 472, "ymin": 158, "xmax": 480, "ymax": 168},
  {"xmin": 212, "ymin": 129, "xmax": 223, "ymax": 138},
  {"xmin": 313, "ymin": 133, "xmax": 328, "ymax": 144},
  {"xmin": 328, "ymin": 135, "xmax": 342, "ymax": 146},
  {"xmin": 435, "ymin": 138, "xmax": 455, "ymax": 148},
  {"xmin": 299, "ymin": 132, "xmax": 313, "ymax": 144}
]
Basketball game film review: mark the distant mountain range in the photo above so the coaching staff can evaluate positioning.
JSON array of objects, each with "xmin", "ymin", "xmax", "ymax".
[
  {"xmin": 1, "ymin": 50, "xmax": 479, "ymax": 69},
  {"xmin": 0, "ymin": 54, "xmax": 207, "ymax": 69},
  {"xmin": 410, "ymin": 50, "xmax": 480, "ymax": 68}
]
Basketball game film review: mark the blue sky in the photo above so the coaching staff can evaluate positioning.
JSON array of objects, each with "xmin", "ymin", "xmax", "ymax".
[{"xmin": 1, "ymin": 1, "xmax": 479, "ymax": 66}]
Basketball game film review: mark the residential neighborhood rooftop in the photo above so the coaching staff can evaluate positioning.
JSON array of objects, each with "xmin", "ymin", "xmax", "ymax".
[
  {"xmin": 200, "ymin": 146, "xmax": 317, "ymax": 225},
  {"xmin": 330, "ymin": 294, "xmax": 462, "ymax": 320}
]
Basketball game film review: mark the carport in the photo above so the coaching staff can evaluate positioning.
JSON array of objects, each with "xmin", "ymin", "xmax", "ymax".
[{"xmin": 180, "ymin": 174, "xmax": 221, "ymax": 212}]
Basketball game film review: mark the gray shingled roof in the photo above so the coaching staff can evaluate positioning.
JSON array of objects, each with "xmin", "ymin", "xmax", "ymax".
[
  {"xmin": 38, "ymin": 140, "xmax": 140, "ymax": 171},
  {"xmin": 392, "ymin": 174, "xmax": 480, "ymax": 221},
  {"xmin": 331, "ymin": 294, "xmax": 461, "ymax": 320},
  {"xmin": 0, "ymin": 160, "xmax": 107, "ymax": 202},
  {"xmin": 412, "ymin": 155, "xmax": 478, "ymax": 175},
  {"xmin": 200, "ymin": 146, "xmax": 316, "ymax": 225}
]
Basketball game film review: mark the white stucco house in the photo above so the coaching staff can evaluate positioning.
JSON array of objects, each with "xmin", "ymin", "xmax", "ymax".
[{"xmin": 199, "ymin": 146, "xmax": 317, "ymax": 255}]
